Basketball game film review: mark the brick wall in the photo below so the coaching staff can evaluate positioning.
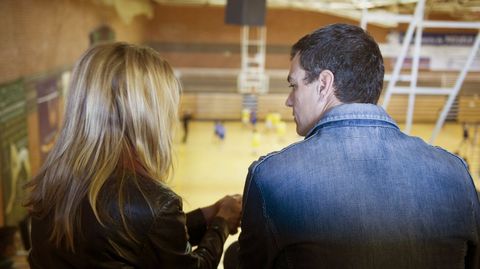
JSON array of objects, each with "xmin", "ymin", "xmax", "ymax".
[
  {"xmin": 145, "ymin": 4, "xmax": 389, "ymax": 69},
  {"xmin": 1, "ymin": 1, "xmax": 475, "ymax": 83},
  {"xmin": 0, "ymin": 0, "xmax": 148, "ymax": 83},
  {"xmin": 0, "ymin": 1, "xmax": 394, "ymax": 83}
]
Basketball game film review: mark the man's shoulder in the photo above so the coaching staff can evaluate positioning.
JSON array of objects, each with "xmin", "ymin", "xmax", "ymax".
[
  {"xmin": 407, "ymin": 137, "xmax": 466, "ymax": 164},
  {"xmin": 248, "ymin": 136, "xmax": 317, "ymax": 180},
  {"xmin": 430, "ymin": 146, "xmax": 470, "ymax": 171},
  {"xmin": 394, "ymin": 136, "xmax": 472, "ymax": 182}
]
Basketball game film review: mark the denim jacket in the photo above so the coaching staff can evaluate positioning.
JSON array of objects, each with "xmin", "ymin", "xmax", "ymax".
[{"xmin": 239, "ymin": 104, "xmax": 480, "ymax": 269}]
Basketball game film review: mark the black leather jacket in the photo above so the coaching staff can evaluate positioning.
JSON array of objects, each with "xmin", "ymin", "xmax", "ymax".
[{"xmin": 29, "ymin": 175, "xmax": 229, "ymax": 268}]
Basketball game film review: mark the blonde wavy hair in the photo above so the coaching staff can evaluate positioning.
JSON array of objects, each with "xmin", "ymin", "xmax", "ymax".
[{"xmin": 25, "ymin": 42, "xmax": 180, "ymax": 251}]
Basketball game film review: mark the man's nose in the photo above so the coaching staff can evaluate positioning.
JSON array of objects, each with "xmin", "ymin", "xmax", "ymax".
[{"xmin": 285, "ymin": 93, "xmax": 293, "ymax": 107}]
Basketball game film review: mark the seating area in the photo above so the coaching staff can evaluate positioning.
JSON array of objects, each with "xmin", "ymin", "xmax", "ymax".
[{"xmin": 458, "ymin": 95, "xmax": 480, "ymax": 123}]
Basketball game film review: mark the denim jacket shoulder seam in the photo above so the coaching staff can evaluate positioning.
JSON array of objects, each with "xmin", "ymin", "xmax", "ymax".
[{"xmin": 250, "ymin": 135, "xmax": 317, "ymax": 171}]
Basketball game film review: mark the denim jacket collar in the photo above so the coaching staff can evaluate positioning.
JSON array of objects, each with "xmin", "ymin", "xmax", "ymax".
[{"xmin": 305, "ymin": 103, "xmax": 399, "ymax": 138}]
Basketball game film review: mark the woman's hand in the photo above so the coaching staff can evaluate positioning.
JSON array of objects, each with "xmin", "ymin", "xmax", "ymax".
[
  {"xmin": 216, "ymin": 194, "xmax": 242, "ymax": 234},
  {"xmin": 201, "ymin": 194, "xmax": 242, "ymax": 234}
]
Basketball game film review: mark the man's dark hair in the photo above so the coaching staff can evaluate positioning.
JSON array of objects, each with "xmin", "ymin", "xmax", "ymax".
[{"xmin": 291, "ymin": 23, "xmax": 384, "ymax": 104}]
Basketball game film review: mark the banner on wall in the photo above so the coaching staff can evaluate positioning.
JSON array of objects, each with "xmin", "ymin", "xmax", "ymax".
[
  {"xmin": 89, "ymin": 25, "xmax": 115, "ymax": 46},
  {"xmin": 36, "ymin": 75, "xmax": 61, "ymax": 163},
  {"xmin": 399, "ymin": 32, "xmax": 477, "ymax": 46},
  {"xmin": 381, "ymin": 32, "xmax": 480, "ymax": 71},
  {"xmin": 0, "ymin": 79, "xmax": 30, "ymax": 226}
]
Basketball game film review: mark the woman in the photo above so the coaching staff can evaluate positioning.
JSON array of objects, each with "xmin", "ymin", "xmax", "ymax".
[{"xmin": 25, "ymin": 43, "xmax": 242, "ymax": 268}]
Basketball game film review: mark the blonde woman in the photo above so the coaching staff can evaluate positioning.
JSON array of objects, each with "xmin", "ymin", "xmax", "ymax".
[{"xmin": 25, "ymin": 43, "xmax": 242, "ymax": 268}]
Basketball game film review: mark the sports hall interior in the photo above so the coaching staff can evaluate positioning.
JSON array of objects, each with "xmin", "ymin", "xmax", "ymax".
[{"xmin": 0, "ymin": 0, "xmax": 479, "ymax": 268}]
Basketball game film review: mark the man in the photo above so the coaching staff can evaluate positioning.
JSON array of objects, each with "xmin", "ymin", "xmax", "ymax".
[
  {"xmin": 182, "ymin": 109, "xmax": 193, "ymax": 143},
  {"xmin": 238, "ymin": 23, "xmax": 480, "ymax": 269},
  {"xmin": 0, "ymin": 226, "xmax": 17, "ymax": 269}
]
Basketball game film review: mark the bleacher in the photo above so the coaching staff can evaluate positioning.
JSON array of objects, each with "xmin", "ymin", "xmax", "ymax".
[
  {"xmin": 458, "ymin": 96, "xmax": 480, "ymax": 123},
  {"xmin": 178, "ymin": 70, "xmax": 479, "ymax": 123}
]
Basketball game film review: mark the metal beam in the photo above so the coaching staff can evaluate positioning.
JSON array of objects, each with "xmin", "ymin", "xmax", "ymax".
[
  {"xmin": 381, "ymin": 0, "xmax": 424, "ymax": 110},
  {"xmin": 405, "ymin": 0, "xmax": 425, "ymax": 134},
  {"xmin": 362, "ymin": 0, "xmax": 480, "ymax": 143},
  {"xmin": 430, "ymin": 31, "xmax": 480, "ymax": 143}
]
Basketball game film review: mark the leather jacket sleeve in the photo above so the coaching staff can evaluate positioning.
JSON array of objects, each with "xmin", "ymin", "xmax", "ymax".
[
  {"xmin": 186, "ymin": 209, "xmax": 207, "ymax": 246},
  {"xmin": 143, "ymin": 193, "xmax": 229, "ymax": 269}
]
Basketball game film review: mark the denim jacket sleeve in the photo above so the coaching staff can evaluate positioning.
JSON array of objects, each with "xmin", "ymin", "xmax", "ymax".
[
  {"xmin": 466, "ymin": 180, "xmax": 480, "ymax": 269},
  {"xmin": 144, "ymin": 194, "xmax": 229, "ymax": 268},
  {"xmin": 456, "ymin": 155, "xmax": 480, "ymax": 269},
  {"xmin": 239, "ymin": 163, "xmax": 277, "ymax": 269},
  {"xmin": 467, "ymin": 200, "xmax": 480, "ymax": 269}
]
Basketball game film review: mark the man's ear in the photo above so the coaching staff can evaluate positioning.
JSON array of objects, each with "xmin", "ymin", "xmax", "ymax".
[{"xmin": 317, "ymin": 70, "xmax": 335, "ymax": 97}]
